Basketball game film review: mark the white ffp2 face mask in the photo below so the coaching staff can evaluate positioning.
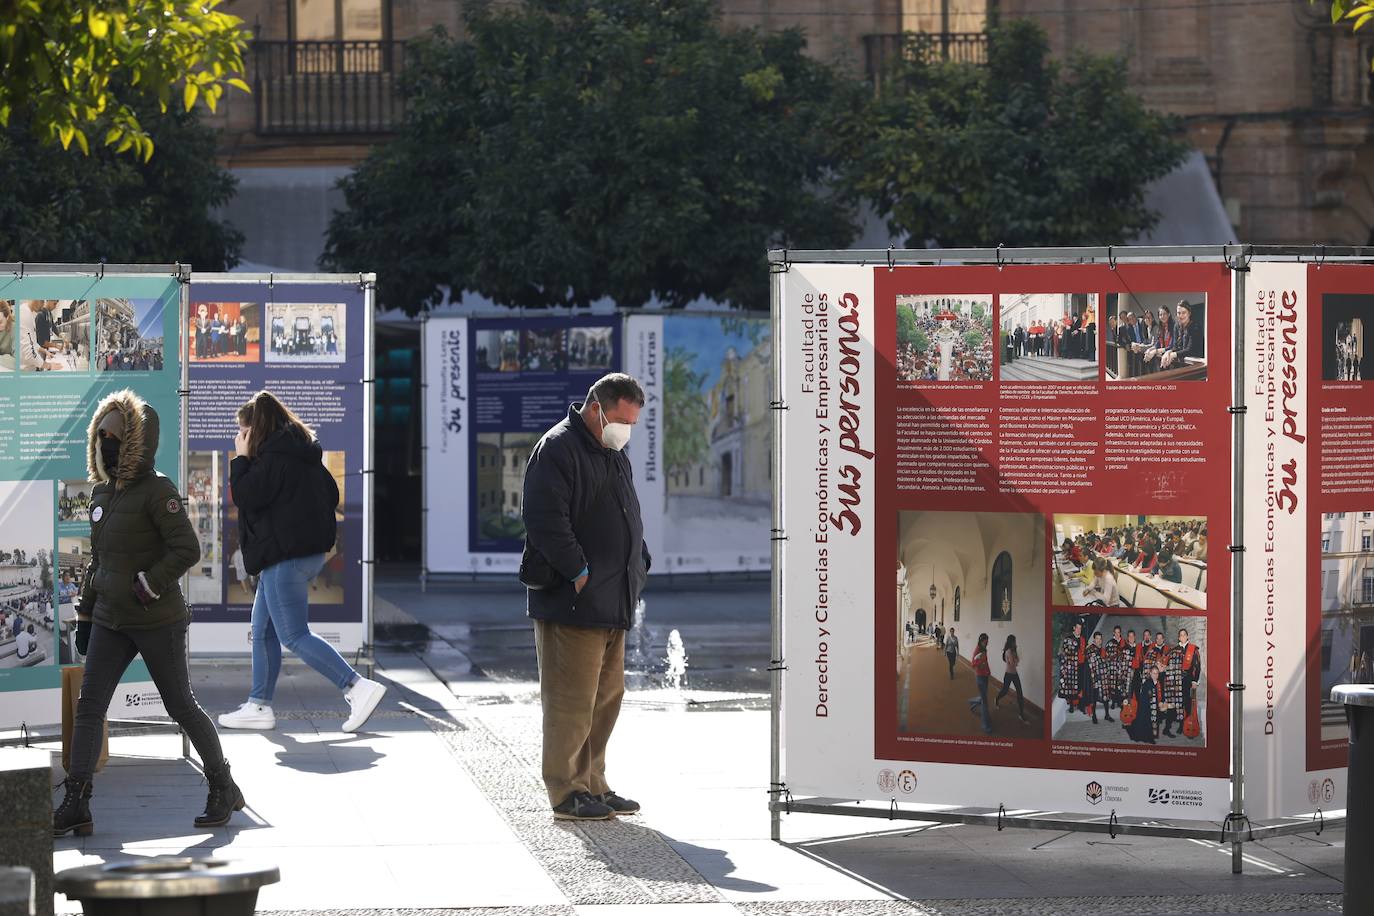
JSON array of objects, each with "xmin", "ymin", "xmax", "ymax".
[{"xmin": 597, "ymin": 399, "xmax": 632, "ymax": 451}]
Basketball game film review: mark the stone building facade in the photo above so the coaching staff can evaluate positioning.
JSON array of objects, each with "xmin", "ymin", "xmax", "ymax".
[{"xmin": 212, "ymin": 0, "xmax": 1374, "ymax": 270}]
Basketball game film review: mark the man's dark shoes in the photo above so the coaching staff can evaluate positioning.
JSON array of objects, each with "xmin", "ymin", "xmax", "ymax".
[
  {"xmin": 600, "ymin": 791, "xmax": 641, "ymax": 816},
  {"xmin": 553, "ymin": 791, "xmax": 614, "ymax": 821},
  {"xmin": 195, "ymin": 760, "xmax": 245, "ymax": 828},
  {"xmin": 53, "ymin": 777, "xmax": 93, "ymax": 838}
]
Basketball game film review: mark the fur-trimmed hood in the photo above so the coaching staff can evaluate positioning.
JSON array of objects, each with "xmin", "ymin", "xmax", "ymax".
[{"xmin": 88, "ymin": 389, "xmax": 159, "ymax": 488}]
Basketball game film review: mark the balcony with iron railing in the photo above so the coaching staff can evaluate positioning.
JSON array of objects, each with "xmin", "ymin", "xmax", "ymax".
[
  {"xmin": 862, "ymin": 32, "xmax": 989, "ymax": 85},
  {"xmin": 252, "ymin": 39, "xmax": 409, "ymax": 136}
]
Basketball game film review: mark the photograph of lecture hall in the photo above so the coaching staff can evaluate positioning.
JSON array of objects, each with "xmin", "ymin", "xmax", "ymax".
[
  {"xmin": 1105, "ymin": 292, "xmax": 1207, "ymax": 382},
  {"xmin": 1052, "ymin": 514, "xmax": 1208, "ymax": 612},
  {"xmin": 896, "ymin": 510, "xmax": 1046, "ymax": 740}
]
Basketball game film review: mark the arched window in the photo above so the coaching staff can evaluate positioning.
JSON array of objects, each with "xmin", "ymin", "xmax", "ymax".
[{"xmin": 991, "ymin": 551, "xmax": 1013, "ymax": 620}]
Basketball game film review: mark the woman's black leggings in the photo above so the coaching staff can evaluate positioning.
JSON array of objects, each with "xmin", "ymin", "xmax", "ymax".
[
  {"xmin": 70, "ymin": 621, "xmax": 225, "ymax": 781},
  {"xmin": 996, "ymin": 672, "xmax": 1025, "ymax": 716}
]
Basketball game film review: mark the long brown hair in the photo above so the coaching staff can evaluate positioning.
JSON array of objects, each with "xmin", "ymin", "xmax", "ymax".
[{"xmin": 237, "ymin": 390, "xmax": 313, "ymax": 458}]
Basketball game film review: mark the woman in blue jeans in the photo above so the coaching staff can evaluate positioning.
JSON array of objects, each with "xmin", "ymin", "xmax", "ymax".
[{"xmin": 218, "ymin": 391, "xmax": 385, "ymax": 733}]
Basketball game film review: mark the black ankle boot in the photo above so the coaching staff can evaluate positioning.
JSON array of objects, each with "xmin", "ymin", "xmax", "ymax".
[
  {"xmin": 195, "ymin": 761, "xmax": 245, "ymax": 828},
  {"xmin": 53, "ymin": 777, "xmax": 93, "ymax": 838}
]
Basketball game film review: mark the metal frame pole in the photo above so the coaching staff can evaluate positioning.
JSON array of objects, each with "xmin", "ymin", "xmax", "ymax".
[
  {"xmin": 178, "ymin": 266, "xmax": 192, "ymax": 761},
  {"xmin": 1229, "ymin": 254, "xmax": 1249, "ymax": 874},
  {"xmin": 419, "ymin": 314, "xmax": 428, "ymax": 594},
  {"xmin": 363, "ymin": 276, "xmax": 377, "ymax": 675},
  {"xmin": 769, "ymin": 264, "xmax": 785, "ymax": 843}
]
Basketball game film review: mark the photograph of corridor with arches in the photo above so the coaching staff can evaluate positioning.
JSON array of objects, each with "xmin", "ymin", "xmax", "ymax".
[
  {"xmin": 1050, "ymin": 612, "xmax": 1206, "ymax": 748},
  {"xmin": 895, "ymin": 511, "xmax": 1046, "ymax": 740}
]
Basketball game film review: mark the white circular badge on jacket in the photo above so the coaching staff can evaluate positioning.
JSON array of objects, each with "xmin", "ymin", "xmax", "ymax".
[{"xmin": 91, "ymin": 507, "xmax": 103, "ymax": 522}]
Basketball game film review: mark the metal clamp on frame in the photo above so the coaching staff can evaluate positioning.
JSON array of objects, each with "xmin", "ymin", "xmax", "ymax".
[
  {"xmin": 1224, "ymin": 244, "xmax": 1252, "ymax": 272},
  {"xmin": 1221, "ymin": 812, "xmax": 1254, "ymax": 844}
]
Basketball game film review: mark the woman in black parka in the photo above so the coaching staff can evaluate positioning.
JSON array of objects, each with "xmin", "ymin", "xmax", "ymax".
[
  {"xmin": 55, "ymin": 390, "xmax": 243, "ymax": 837},
  {"xmin": 217, "ymin": 391, "xmax": 386, "ymax": 734}
]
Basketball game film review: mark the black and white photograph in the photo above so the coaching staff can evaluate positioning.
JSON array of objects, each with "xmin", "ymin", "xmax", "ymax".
[
  {"xmin": 0, "ymin": 479, "xmax": 55, "ymax": 669},
  {"xmin": 1051, "ymin": 612, "xmax": 1206, "ymax": 748},
  {"xmin": 1105, "ymin": 292, "xmax": 1207, "ymax": 382},
  {"xmin": 267, "ymin": 303, "xmax": 345, "ymax": 362}
]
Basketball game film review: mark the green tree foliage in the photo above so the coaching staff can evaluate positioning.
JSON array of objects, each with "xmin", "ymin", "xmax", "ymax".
[
  {"xmin": 663, "ymin": 346, "xmax": 711, "ymax": 477},
  {"xmin": 0, "ymin": 1, "xmax": 250, "ymax": 159},
  {"xmin": 1325, "ymin": 1, "xmax": 1374, "ymax": 34},
  {"xmin": 896, "ymin": 305, "xmax": 929, "ymax": 353},
  {"xmin": 322, "ymin": 0, "xmax": 861, "ymax": 315},
  {"xmin": 963, "ymin": 328, "xmax": 983, "ymax": 351},
  {"xmin": 842, "ymin": 20, "xmax": 1186, "ymax": 248},
  {"xmin": 971, "ymin": 302, "xmax": 985, "ymax": 321},
  {"xmin": 0, "ymin": 103, "xmax": 243, "ymax": 268}
]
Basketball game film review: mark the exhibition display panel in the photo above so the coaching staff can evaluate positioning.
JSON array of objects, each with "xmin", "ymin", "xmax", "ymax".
[{"xmin": 769, "ymin": 246, "xmax": 1368, "ymax": 872}]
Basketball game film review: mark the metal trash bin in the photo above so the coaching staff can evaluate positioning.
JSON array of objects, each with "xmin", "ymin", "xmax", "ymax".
[
  {"xmin": 55, "ymin": 858, "xmax": 279, "ymax": 916},
  {"xmin": 1332, "ymin": 684, "xmax": 1374, "ymax": 915}
]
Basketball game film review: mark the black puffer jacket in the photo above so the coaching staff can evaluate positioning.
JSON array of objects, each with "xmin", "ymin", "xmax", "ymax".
[
  {"xmin": 522, "ymin": 404, "xmax": 650, "ymax": 630},
  {"xmin": 230, "ymin": 427, "xmax": 339, "ymax": 576},
  {"xmin": 78, "ymin": 390, "xmax": 200, "ymax": 630}
]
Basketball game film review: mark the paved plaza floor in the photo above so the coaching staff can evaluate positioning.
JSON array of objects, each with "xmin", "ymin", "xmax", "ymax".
[{"xmin": 23, "ymin": 581, "xmax": 1347, "ymax": 915}]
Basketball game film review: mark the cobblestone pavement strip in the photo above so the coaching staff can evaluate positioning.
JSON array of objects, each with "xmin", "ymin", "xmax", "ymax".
[
  {"xmin": 426, "ymin": 712, "xmax": 724, "ymax": 907},
  {"xmin": 736, "ymin": 894, "xmax": 1342, "ymax": 915}
]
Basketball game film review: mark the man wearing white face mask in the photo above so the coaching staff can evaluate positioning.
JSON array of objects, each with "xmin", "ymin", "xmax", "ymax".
[{"xmin": 521, "ymin": 372, "xmax": 652, "ymax": 821}]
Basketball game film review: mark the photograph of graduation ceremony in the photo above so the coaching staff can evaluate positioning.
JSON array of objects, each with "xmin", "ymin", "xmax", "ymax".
[
  {"xmin": 0, "ymin": 479, "xmax": 55, "ymax": 669},
  {"xmin": 1105, "ymin": 292, "xmax": 1207, "ymax": 382},
  {"xmin": 895, "ymin": 295, "xmax": 995, "ymax": 383},
  {"xmin": 999, "ymin": 293, "xmax": 1099, "ymax": 382},
  {"xmin": 896, "ymin": 511, "xmax": 1045, "ymax": 740},
  {"xmin": 1051, "ymin": 612, "xmax": 1205, "ymax": 747},
  {"xmin": 191, "ymin": 302, "xmax": 261, "ymax": 363},
  {"xmin": 1052, "ymin": 514, "xmax": 1208, "ymax": 612}
]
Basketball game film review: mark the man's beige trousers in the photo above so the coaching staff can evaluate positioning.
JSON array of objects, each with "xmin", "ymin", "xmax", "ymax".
[{"xmin": 533, "ymin": 619, "xmax": 626, "ymax": 807}]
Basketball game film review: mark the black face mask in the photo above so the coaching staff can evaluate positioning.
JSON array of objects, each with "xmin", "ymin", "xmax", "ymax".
[{"xmin": 100, "ymin": 438, "xmax": 121, "ymax": 475}]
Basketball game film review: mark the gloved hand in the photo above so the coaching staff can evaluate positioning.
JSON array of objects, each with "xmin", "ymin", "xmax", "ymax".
[
  {"xmin": 75, "ymin": 620, "xmax": 91, "ymax": 656},
  {"xmin": 132, "ymin": 572, "xmax": 160, "ymax": 606}
]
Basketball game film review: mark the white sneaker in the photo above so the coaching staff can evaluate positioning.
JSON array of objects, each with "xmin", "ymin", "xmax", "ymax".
[
  {"xmin": 218, "ymin": 701, "xmax": 276, "ymax": 730},
  {"xmin": 342, "ymin": 677, "xmax": 386, "ymax": 733}
]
